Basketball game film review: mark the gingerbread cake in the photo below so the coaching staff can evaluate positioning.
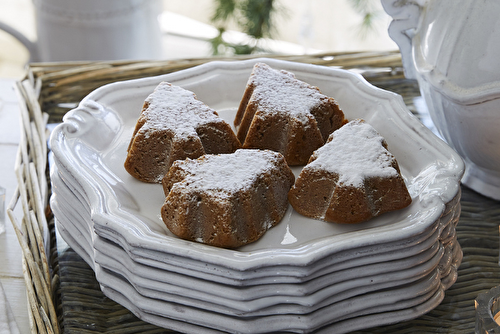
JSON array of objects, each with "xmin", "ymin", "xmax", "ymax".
[
  {"xmin": 288, "ymin": 119, "xmax": 412, "ymax": 224},
  {"xmin": 161, "ymin": 149, "xmax": 295, "ymax": 248},
  {"xmin": 234, "ymin": 63, "xmax": 346, "ymax": 166},
  {"xmin": 124, "ymin": 82, "xmax": 241, "ymax": 183}
]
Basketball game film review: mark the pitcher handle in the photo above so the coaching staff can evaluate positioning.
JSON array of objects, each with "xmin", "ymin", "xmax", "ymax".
[
  {"xmin": 381, "ymin": 0, "xmax": 428, "ymax": 79},
  {"xmin": 0, "ymin": 21, "xmax": 39, "ymax": 62}
]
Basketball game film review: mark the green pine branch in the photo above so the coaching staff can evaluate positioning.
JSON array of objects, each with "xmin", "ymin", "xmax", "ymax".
[
  {"xmin": 209, "ymin": 0, "xmax": 382, "ymax": 56},
  {"xmin": 347, "ymin": 0, "xmax": 383, "ymax": 38},
  {"xmin": 210, "ymin": 0, "xmax": 279, "ymax": 55}
]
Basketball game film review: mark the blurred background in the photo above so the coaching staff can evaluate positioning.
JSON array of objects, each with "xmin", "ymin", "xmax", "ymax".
[{"xmin": 0, "ymin": 0, "xmax": 398, "ymax": 79}]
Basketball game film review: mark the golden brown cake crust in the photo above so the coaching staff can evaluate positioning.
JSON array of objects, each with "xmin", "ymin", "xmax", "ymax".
[
  {"xmin": 124, "ymin": 82, "xmax": 241, "ymax": 183},
  {"xmin": 234, "ymin": 63, "xmax": 346, "ymax": 166},
  {"xmin": 161, "ymin": 149, "xmax": 295, "ymax": 248},
  {"xmin": 288, "ymin": 119, "xmax": 412, "ymax": 224}
]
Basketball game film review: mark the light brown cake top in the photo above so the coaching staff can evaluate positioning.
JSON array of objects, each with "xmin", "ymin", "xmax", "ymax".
[
  {"xmin": 248, "ymin": 63, "xmax": 326, "ymax": 123},
  {"xmin": 169, "ymin": 149, "xmax": 283, "ymax": 199},
  {"xmin": 140, "ymin": 82, "xmax": 224, "ymax": 138},
  {"xmin": 308, "ymin": 119, "xmax": 400, "ymax": 187}
]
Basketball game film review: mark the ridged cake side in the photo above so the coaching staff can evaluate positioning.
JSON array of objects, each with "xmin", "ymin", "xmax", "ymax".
[
  {"xmin": 234, "ymin": 63, "xmax": 346, "ymax": 166},
  {"xmin": 124, "ymin": 82, "xmax": 241, "ymax": 183},
  {"xmin": 161, "ymin": 149, "xmax": 295, "ymax": 248},
  {"xmin": 288, "ymin": 119, "xmax": 412, "ymax": 224}
]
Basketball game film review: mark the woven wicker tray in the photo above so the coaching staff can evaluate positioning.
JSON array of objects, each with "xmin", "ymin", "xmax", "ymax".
[{"xmin": 9, "ymin": 51, "xmax": 500, "ymax": 334}]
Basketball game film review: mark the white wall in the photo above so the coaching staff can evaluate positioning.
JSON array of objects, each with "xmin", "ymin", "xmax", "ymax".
[{"xmin": 163, "ymin": 0, "xmax": 398, "ymax": 52}]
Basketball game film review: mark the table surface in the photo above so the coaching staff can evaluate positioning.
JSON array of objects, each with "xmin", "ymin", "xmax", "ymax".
[{"xmin": 0, "ymin": 78, "xmax": 30, "ymax": 334}]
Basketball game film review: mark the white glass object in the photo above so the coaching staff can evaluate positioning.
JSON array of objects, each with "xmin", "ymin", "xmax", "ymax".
[
  {"xmin": 476, "ymin": 285, "xmax": 500, "ymax": 334},
  {"xmin": 0, "ymin": 0, "xmax": 163, "ymax": 62},
  {"xmin": 382, "ymin": 0, "xmax": 500, "ymax": 200}
]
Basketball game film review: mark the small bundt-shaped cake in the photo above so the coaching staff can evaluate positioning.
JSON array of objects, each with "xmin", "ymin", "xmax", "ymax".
[
  {"xmin": 124, "ymin": 82, "xmax": 241, "ymax": 183},
  {"xmin": 161, "ymin": 149, "xmax": 295, "ymax": 248},
  {"xmin": 288, "ymin": 119, "xmax": 412, "ymax": 224},
  {"xmin": 234, "ymin": 63, "xmax": 347, "ymax": 166}
]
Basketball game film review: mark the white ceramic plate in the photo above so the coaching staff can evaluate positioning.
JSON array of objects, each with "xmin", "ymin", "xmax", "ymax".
[
  {"xmin": 54, "ymin": 203, "xmax": 448, "ymax": 334},
  {"xmin": 51, "ymin": 170, "xmax": 454, "ymax": 307},
  {"xmin": 51, "ymin": 164, "xmax": 455, "ymax": 285},
  {"xmin": 100, "ymin": 280, "xmax": 445, "ymax": 334},
  {"xmin": 94, "ymin": 240, "xmax": 447, "ymax": 317},
  {"xmin": 52, "ymin": 185, "xmax": 450, "ymax": 315},
  {"xmin": 96, "ymin": 266, "xmax": 444, "ymax": 334},
  {"xmin": 49, "ymin": 58, "xmax": 464, "ymax": 272},
  {"xmin": 55, "ymin": 213, "xmax": 453, "ymax": 334}
]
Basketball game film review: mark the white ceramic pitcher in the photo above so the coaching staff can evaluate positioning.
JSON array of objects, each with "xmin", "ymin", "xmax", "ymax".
[
  {"xmin": 382, "ymin": 0, "xmax": 500, "ymax": 200},
  {"xmin": 0, "ymin": 0, "xmax": 164, "ymax": 62}
]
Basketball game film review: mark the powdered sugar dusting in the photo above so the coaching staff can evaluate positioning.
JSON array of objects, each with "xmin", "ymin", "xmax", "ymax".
[
  {"xmin": 308, "ymin": 119, "xmax": 398, "ymax": 187},
  {"xmin": 174, "ymin": 149, "xmax": 279, "ymax": 195},
  {"xmin": 140, "ymin": 82, "xmax": 223, "ymax": 137},
  {"xmin": 249, "ymin": 63, "xmax": 325, "ymax": 123}
]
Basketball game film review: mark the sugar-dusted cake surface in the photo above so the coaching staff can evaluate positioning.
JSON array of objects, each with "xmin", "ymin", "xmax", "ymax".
[
  {"xmin": 161, "ymin": 149, "xmax": 295, "ymax": 248},
  {"xmin": 288, "ymin": 119, "xmax": 412, "ymax": 224},
  {"xmin": 234, "ymin": 63, "xmax": 346, "ymax": 165},
  {"xmin": 124, "ymin": 82, "xmax": 241, "ymax": 183}
]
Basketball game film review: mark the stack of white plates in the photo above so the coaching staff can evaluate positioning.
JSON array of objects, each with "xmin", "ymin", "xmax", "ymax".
[{"xmin": 49, "ymin": 58, "xmax": 464, "ymax": 333}]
